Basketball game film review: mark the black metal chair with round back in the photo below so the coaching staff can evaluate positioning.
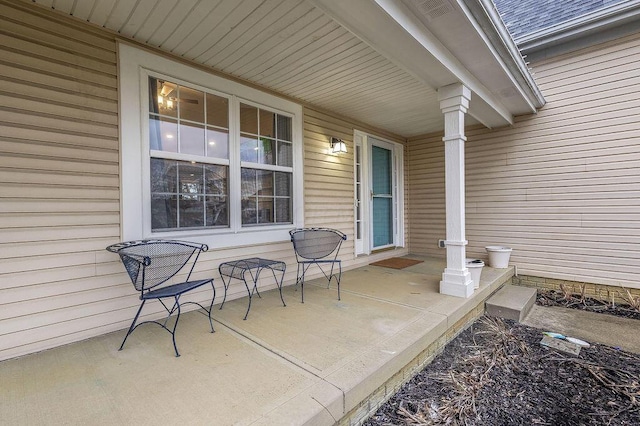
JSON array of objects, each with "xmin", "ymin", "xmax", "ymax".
[
  {"xmin": 289, "ymin": 228, "xmax": 347, "ymax": 303},
  {"xmin": 106, "ymin": 239, "xmax": 215, "ymax": 357}
]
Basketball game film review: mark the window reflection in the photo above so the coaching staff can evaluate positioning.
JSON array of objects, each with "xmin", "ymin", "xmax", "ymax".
[
  {"xmin": 149, "ymin": 77, "xmax": 229, "ymax": 160},
  {"xmin": 151, "ymin": 159, "xmax": 229, "ymax": 230},
  {"xmin": 241, "ymin": 168, "xmax": 292, "ymax": 226},
  {"xmin": 148, "ymin": 77, "xmax": 294, "ymax": 231}
]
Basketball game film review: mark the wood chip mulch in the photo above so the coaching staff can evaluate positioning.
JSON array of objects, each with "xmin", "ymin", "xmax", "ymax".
[
  {"xmin": 364, "ymin": 315, "xmax": 640, "ymax": 425},
  {"xmin": 536, "ymin": 287, "xmax": 640, "ymax": 321}
]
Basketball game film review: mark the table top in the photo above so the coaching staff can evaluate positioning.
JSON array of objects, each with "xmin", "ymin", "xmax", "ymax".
[{"xmin": 219, "ymin": 257, "xmax": 286, "ymax": 279}]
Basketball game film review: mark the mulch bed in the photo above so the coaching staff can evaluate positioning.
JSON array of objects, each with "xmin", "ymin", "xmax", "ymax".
[
  {"xmin": 364, "ymin": 315, "xmax": 640, "ymax": 425},
  {"xmin": 536, "ymin": 288, "xmax": 640, "ymax": 321}
]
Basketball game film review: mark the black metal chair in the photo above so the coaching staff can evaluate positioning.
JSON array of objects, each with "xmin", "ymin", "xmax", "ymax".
[
  {"xmin": 289, "ymin": 228, "xmax": 347, "ymax": 303},
  {"xmin": 106, "ymin": 239, "xmax": 215, "ymax": 357}
]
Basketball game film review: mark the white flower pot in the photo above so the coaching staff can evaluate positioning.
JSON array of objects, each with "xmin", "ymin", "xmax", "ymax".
[
  {"xmin": 466, "ymin": 259, "xmax": 484, "ymax": 289},
  {"xmin": 485, "ymin": 246, "xmax": 512, "ymax": 268}
]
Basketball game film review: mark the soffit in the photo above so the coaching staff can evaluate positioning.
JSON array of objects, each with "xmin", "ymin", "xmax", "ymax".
[{"xmin": 22, "ymin": 0, "xmax": 537, "ymax": 137}]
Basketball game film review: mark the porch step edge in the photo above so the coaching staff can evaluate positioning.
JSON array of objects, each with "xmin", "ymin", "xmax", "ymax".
[{"xmin": 485, "ymin": 284, "xmax": 537, "ymax": 322}]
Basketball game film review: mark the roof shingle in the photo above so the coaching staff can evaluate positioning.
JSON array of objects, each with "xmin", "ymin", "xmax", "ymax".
[{"xmin": 492, "ymin": 0, "xmax": 628, "ymax": 40}]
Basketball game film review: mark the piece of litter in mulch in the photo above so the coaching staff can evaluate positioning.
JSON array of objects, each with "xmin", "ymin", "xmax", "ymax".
[
  {"xmin": 565, "ymin": 336, "xmax": 590, "ymax": 348},
  {"xmin": 540, "ymin": 335, "xmax": 581, "ymax": 355}
]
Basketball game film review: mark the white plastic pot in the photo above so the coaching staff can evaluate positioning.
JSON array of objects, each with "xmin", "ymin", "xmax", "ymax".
[
  {"xmin": 466, "ymin": 259, "xmax": 484, "ymax": 289},
  {"xmin": 485, "ymin": 246, "xmax": 512, "ymax": 268}
]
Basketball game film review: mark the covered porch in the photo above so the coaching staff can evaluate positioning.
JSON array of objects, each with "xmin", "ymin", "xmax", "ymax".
[{"xmin": 0, "ymin": 258, "xmax": 513, "ymax": 425}]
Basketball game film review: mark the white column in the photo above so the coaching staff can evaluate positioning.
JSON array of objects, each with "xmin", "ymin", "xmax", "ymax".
[{"xmin": 438, "ymin": 84, "xmax": 474, "ymax": 298}]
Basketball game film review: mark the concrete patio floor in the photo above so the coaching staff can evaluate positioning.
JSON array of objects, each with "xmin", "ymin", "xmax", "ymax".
[{"xmin": 0, "ymin": 257, "xmax": 513, "ymax": 425}]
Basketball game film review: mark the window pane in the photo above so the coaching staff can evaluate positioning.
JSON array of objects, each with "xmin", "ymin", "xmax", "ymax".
[
  {"xmin": 151, "ymin": 159, "xmax": 230, "ymax": 231},
  {"xmin": 179, "ymin": 85, "xmax": 204, "ymax": 123},
  {"xmin": 151, "ymin": 194, "xmax": 177, "ymax": 230},
  {"xmin": 260, "ymin": 109, "xmax": 275, "ymax": 138},
  {"xmin": 274, "ymin": 172, "xmax": 291, "ymax": 196},
  {"xmin": 206, "ymin": 171, "xmax": 228, "ymax": 223},
  {"xmin": 276, "ymin": 115, "xmax": 292, "ymax": 141},
  {"xmin": 206, "ymin": 93, "xmax": 228, "ymax": 129},
  {"xmin": 240, "ymin": 103, "xmax": 258, "ymax": 134},
  {"xmin": 241, "ymin": 197, "xmax": 257, "ymax": 225},
  {"xmin": 277, "ymin": 141, "xmax": 292, "ymax": 167},
  {"xmin": 206, "ymin": 128, "xmax": 229, "ymax": 159},
  {"xmin": 257, "ymin": 197, "xmax": 274, "ymax": 223},
  {"xmin": 180, "ymin": 122, "xmax": 205, "ymax": 156},
  {"xmin": 240, "ymin": 134, "xmax": 258, "ymax": 162},
  {"xmin": 178, "ymin": 162, "xmax": 203, "ymax": 199},
  {"xmin": 258, "ymin": 138, "xmax": 275, "ymax": 165},
  {"xmin": 204, "ymin": 164, "xmax": 228, "ymax": 196},
  {"xmin": 257, "ymin": 170, "xmax": 274, "ymax": 196},
  {"xmin": 206, "ymin": 196, "xmax": 228, "ymax": 226},
  {"xmin": 179, "ymin": 195, "xmax": 204, "ymax": 228},
  {"xmin": 149, "ymin": 116, "xmax": 178, "ymax": 152},
  {"xmin": 152, "ymin": 79, "xmax": 178, "ymax": 119},
  {"xmin": 275, "ymin": 198, "xmax": 291, "ymax": 223},
  {"xmin": 241, "ymin": 168, "xmax": 257, "ymax": 197},
  {"xmin": 241, "ymin": 168, "xmax": 257, "ymax": 225},
  {"xmin": 150, "ymin": 158, "xmax": 177, "ymax": 193},
  {"xmin": 149, "ymin": 77, "xmax": 161, "ymax": 114}
]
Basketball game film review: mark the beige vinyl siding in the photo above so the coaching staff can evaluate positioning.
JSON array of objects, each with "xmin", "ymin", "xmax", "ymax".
[
  {"xmin": 406, "ymin": 133, "xmax": 445, "ymax": 258},
  {"xmin": 0, "ymin": 2, "xmax": 409, "ymax": 361},
  {"xmin": 0, "ymin": 1, "xmax": 123, "ymax": 361},
  {"xmin": 408, "ymin": 31, "xmax": 640, "ymax": 289},
  {"xmin": 303, "ymin": 107, "xmax": 410, "ymax": 267}
]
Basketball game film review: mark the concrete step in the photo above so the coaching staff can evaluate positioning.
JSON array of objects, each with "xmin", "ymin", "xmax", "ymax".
[{"xmin": 485, "ymin": 284, "xmax": 537, "ymax": 322}]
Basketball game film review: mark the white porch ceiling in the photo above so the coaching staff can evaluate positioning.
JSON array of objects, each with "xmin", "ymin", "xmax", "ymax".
[{"xmin": 24, "ymin": 0, "xmax": 540, "ymax": 137}]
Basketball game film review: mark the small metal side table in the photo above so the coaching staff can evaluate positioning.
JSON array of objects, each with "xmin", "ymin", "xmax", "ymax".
[{"xmin": 218, "ymin": 257, "xmax": 286, "ymax": 320}]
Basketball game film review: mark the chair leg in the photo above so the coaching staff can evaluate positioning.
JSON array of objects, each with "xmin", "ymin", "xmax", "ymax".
[
  {"xmin": 206, "ymin": 280, "xmax": 215, "ymax": 333},
  {"xmin": 294, "ymin": 263, "xmax": 302, "ymax": 289},
  {"xmin": 300, "ymin": 263, "xmax": 313, "ymax": 304},
  {"xmin": 170, "ymin": 295, "xmax": 181, "ymax": 357},
  {"xmin": 119, "ymin": 299, "xmax": 146, "ymax": 351},
  {"xmin": 218, "ymin": 274, "xmax": 230, "ymax": 310},
  {"xmin": 326, "ymin": 261, "xmax": 341, "ymax": 300},
  {"xmin": 294, "ymin": 262, "xmax": 304, "ymax": 302},
  {"xmin": 336, "ymin": 262, "xmax": 342, "ymax": 300}
]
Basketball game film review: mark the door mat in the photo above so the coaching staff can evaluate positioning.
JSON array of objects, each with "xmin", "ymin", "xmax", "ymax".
[{"xmin": 370, "ymin": 258, "xmax": 423, "ymax": 269}]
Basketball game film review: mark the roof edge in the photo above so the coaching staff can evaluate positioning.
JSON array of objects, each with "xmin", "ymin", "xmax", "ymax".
[
  {"xmin": 517, "ymin": 0, "xmax": 640, "ymax": 55},
  {"xmin": 460, "ymin": 0, "xmax": 545, "ymax": 110}
]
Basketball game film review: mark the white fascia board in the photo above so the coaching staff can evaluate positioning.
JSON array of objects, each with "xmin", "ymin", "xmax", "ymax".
[
  {"xmin": 310, "ymin": 0, "xmax": 514, "ymax": 128},
  {"xmin": 460, "ymin": 0, "xmax": 544, "ymax": 111}
]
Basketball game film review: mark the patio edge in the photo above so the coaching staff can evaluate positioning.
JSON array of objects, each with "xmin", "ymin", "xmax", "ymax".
[{"xmin": 338, "ymin": 271, "xmax": 513, "ymax": 426}]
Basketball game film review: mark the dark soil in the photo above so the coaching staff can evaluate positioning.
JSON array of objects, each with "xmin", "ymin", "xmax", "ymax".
[
  {"xmin": 364, "ymin": 316, "xmax": 640, "ymax": 425},
  {"xmin": 536, "ymin": 289, "xmax": 640, "ymax": 321}
]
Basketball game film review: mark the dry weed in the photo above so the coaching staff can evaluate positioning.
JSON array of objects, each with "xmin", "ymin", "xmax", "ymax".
[
  {"xmin": 399, "ymin": 317, "xmax": 527, "ymax": 425},
  {"xmin": 622, "ymin": 289, "xmax": 640, "ymax": 312}
]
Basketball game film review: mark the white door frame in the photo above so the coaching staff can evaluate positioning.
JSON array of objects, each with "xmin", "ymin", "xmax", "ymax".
[{"xmin": 354, "ymin": 130, "xmax": 404, "ymax": 255}]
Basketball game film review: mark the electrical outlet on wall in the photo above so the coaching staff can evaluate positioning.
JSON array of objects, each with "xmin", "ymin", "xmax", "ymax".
[{"xmin": 438, "ymin": 239, "xmax": 446, "ymax": 248}]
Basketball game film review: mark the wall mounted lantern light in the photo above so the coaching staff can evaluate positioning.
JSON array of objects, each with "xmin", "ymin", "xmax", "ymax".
[{"xmin": 330, "ymin": 137, "xmax": 347, "ymax": 154}]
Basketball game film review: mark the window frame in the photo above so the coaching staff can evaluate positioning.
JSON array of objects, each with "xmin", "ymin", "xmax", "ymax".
[{"xmin": 119, "ymin": 43, "xmax": 303, "ymax": 249}]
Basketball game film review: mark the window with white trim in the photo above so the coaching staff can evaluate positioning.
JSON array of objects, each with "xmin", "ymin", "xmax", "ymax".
[
  {"xmin": 238, "ymin": 102, "xmax": 293, "ymax": 226},
  {"xmin": 149, "ymin": 77, "xmax": 231, "ymax": 231},
  {"xmin": 119, "ymin": 44, "xmax": 303, "ymax": 248}
]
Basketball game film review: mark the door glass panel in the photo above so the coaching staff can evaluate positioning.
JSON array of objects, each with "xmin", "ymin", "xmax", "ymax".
[
  {"xmin": 371, "ymin": 144, "xmax": 393, "ymax": 248},
  {"xmin": 372, "ymin": 146, "xmax": 391, "ymax": 195},
  {"xmin": 373, "ymin": 198, "xmax": 393, "ymax": 247}
]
